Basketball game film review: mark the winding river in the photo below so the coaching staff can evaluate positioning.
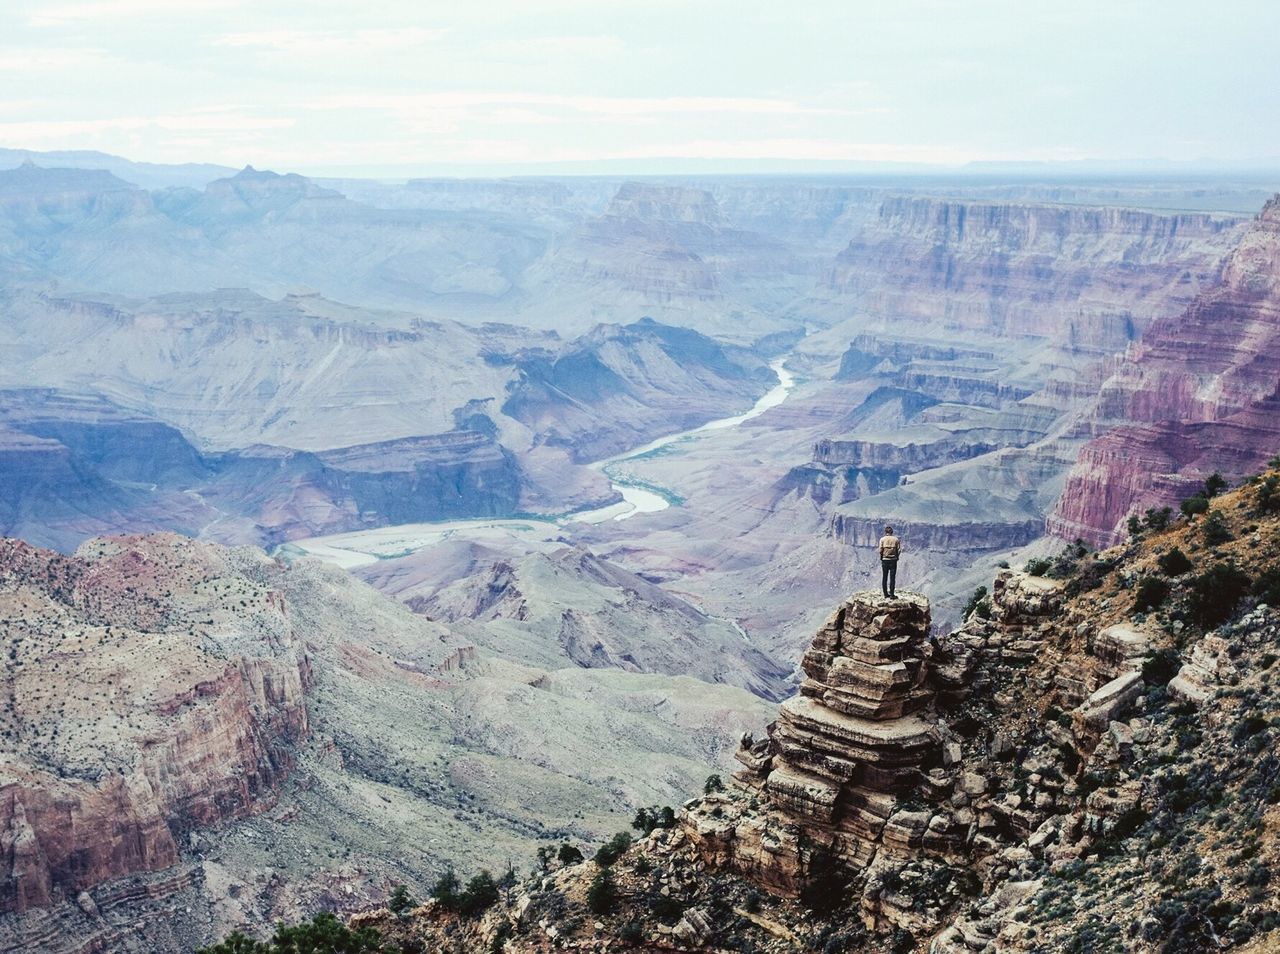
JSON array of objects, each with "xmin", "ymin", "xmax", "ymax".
[{"xmin": 284, "ymin": 357, "xmax": 796, "ymax": 567}]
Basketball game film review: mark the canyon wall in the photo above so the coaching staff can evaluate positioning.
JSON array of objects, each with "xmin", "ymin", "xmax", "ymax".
[
  {"xmin": 827, "ymin": 196, "xmax": 1246, "ymax": 337},
  {"xmin": 1050, "ymin": 195, "xmax": 1280, "ymax": 546},
  {"xmin": 0, "ymin": 535, "xmax": 310, "ymax": 915}
]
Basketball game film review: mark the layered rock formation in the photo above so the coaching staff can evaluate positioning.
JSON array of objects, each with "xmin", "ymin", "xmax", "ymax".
[
  {"xmin": 681, "ymin": 592, "xmax": 951, "ymax": 919},
  {"xmin": 826, "ymin": 196, "xmax": 1246, "ymax": 337},
  {"xmin": 1050, "ymin": 195, "xmax": 1280, "ymax": 546},
  {"xmin": 0, "ymin": 531, "xmax": 770, "ymax": 952},
  {"xmin": 0, "ymin": 534, "xmax": 310, "ymax": 916}
]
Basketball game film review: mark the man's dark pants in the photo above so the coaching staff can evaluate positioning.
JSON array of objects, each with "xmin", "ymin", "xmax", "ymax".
[{"xmin": 881, "ymin": 559, "xmax": 897, "ymax": 597}]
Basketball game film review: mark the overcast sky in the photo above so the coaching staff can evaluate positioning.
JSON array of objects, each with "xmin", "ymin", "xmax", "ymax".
[{"xmin": 2, "ymin": 0, "xmax": 1278, "ymax": 176}]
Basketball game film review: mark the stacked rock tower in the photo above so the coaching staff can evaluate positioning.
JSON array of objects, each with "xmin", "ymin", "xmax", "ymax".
[{"xmin": 724, "ymin": 591, "xmax": 944, "ymax": 875}]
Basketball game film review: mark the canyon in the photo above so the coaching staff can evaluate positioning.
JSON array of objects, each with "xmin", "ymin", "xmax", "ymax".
[
  {"xmin": 3, "ymin": 148, "xmax": 1280, "ymax": 951},
  {"xmin": 362, "ymin": 473, "xmax": 1280, "ymax": 952}
]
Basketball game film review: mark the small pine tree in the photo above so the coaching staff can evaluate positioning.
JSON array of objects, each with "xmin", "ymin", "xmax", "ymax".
[
  {"xmin": 458, "ymin": 871, "xmax": 499, "ymax": 917},
  {"xmin": 1204, "ymin": 472, "xmax": 1229, "ymax": 498},
  {"xmin": 557, "ymin": 842, "xmax": 584, "ymax": 865},
  {"xmin": 498, "ymin": 865, "xmax": 518, "ymax": 903},
  {"xmin": 1143, "ymin": 506, "xmax": 1173, "ymax": 532},
  {"xmin": 703, "ymin": 774, "xmax": 724, "ymax": 795},
  {"xmin": 1202, "ymin": 510, "xmax": 1233, "ymax": 546},
  {"xmin": 431, "ymin": 868, "xmax": 461, "ymax": 911},
  {"xmin": 388, "ymin": 884, "xmax": 414, "ymax": 917},
  {"xmin": 1157, "ymin": 548, "xmax": 1193, "ymax": 577},
  {"xmin": 962, "ymin": 586, "xmax": 989, "ymax": 620},
  {"xmin": 1127, "ymin": 514, "xmax": 1143, "ymax": 538},
  {"xmin": 595, "ymin": 831, "xmax": 633, "ymax": 867},
  {"xmin": 587, "ymin": 868, "xmax": 618, "ymax": 915},
  {"xmin": 1180, "ymin": 494, "xmax": 1209, "ymax": 518}
]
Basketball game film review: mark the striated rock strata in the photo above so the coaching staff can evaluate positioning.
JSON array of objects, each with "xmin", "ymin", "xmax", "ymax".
[{"xmin": 1050, "ymin": 195, "xmax": 1280, "ymax": 546}]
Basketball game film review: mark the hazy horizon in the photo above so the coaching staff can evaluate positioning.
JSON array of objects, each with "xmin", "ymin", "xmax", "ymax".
[{"xmin": 4, "ymin": 0, "xmax": 1279, "ymax": 178}]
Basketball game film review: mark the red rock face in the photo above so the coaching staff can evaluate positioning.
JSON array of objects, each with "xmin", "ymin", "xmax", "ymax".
[
  {"xmin": 828, "ymin": 196, "xmax": 1245, "ymax": 338},
  {"xmin": 1050, "ymin": 196, "xmax": 1280, "ymax": 546},
  {"xmin": 0, "ymin": 535, "xmax": 310, "ymax": 915}
]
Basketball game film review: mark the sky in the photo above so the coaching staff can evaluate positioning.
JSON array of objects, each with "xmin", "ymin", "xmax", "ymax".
[{"xmin": 2, "ymin": 0, "xmax": 1278, "ymax": 177}]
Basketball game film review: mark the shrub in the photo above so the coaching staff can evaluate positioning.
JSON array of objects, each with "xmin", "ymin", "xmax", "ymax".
[
  {"xmin": 1144, "ymin": 506, "xmax": 1173, "ymax": 531},
  {"xmin": 1204, "ymin": 472, "xmax": 1229, "ymax": 498},
  {"xmin": 617, "ymin": 922, "xmax": 644, "ymax": 945},
  {"xmin": 431, "ymin": 868, "xmax": 461, "ymax": 910},
  {"xmin": 631, "ymin": 807, "xmax": 677, "ymax": 835},
  {"xmin": 650, "ymin": 894, "xmax": 684, "ymax": 922},
  {"xmin": 1127, "ymin": 514, "xmax": 1143, "ymax": 538},
  {"xmin": 1143, "ymin": 648, "xmax": 1181, "ymax": 685},
  {"xmin": 1024, "ymin": 558, "xmax": 1051, "ymax": 577},
  {"xmin": 587, "ymin": 868, "xmax": 617, "ymax": 915},
  {"xmin": 704, "ymin": 774, "xmax": 724, "ymax": 794},
  {"xmin": 388, "ymin": 884, "xmax": 414, "ymax": 917},
  {"xmin": 1158, "ymin": 548, "xmax": 1194, "ymax": 576},
  {"xmin": 1187, "ymin": 563, "xmax": 1253, "ymax": 628},
  {"xmin": 1180, "ymin": 494, "xmax": 1210, "ymax": 518},
  {"xmin": 1134, "ymin": 576, "xmax": 1170, "ymax": 613},
  {"xmin": 962, "ymin": 586, "xmax": 989, "ymax": 620},
  {"xmin": 1254, "ymin": 567, "xmax": 1280, "ymax": 605},
  {"xmin": 595, "ymin": 832, "xmax": 632, "ymax": 867},
  {"xmin": 199, "ymin": 912, "xmax": 385, "ymax": 954},
  {"xmin": 1202, "ymin": 510, "xmax": 1233, "ymax": 546},
  {"xmin": 1257, "ymin": 475, "xmax": 1280, "ymax": 514},
  {"xmin": 557, "ymin": 843, "xmax": 584, "ymax": 865},
  {"xmin": 457, "ymin": 871, "xmax": 500, "ymax": 917}
]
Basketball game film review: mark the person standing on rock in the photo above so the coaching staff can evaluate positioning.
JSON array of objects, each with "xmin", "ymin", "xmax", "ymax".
[{"xmin": 878, "ymin": 525, "xmax": 901, "ymax": 598}]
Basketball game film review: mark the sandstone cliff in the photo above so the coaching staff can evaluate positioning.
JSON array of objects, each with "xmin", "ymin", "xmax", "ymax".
[
  {"xmin": 0, "ymin": 535, "xmax": 310, "ymax": 916},
  {"xmin": 1050, "ymin": 195, "xmax": 1280, "ymax": 546}
]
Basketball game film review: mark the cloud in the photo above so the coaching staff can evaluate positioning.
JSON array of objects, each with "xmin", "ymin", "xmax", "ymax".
[
  {"xmin": 0, "ymin": 48, "xmax": 110, "ymax": 70},
  {"xmin": 29, "ymin": 0, "xmax": 242, "ymax": 25},
  {"xmin": 0, "ymin": 110, "xmax": 294, "ymax": 149},
  {"xmin": 308, "ymin": 91, "xmax": 846, "ymax": 119},
  {"xmin": 215, "ymin": 27, "xmax": 448, "ymax": 55}
]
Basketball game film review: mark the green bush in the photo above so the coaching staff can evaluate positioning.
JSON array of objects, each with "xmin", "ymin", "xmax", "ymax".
[
  {"xmin": 1024, "ymin": 558, "xmax": 1051, "ymax": 577},
  {"xmin": 962, "ymin": 586, "xmax": 989, "ymax": 620},
  {"xmin": 1158, "ymin": 548, "xmax": 1194, "ymax": 576},
  {"xmin": 431, "ymin": 868, "xmax": 461, "ymax": 910},
  {"xmin": 1256, "ymin": 475, "xmax": 1280, "ymax": 514},
  {"xmin": 1180, "ymin": 494, "xmax": 1209, "ymax": 518},
  {"xmin": 388, "ymin": 884, "xmax": 414, "ymax": 917},
  {"xmin": 199, "ymin": 912, "xmax": 385, "ymax": 954},
  {"xmin": 557, "ymin": 843, "xmax": 584, "ymax": 865},
  {"xmin": 617, "ymin": 922, "xmax": 644, "ymax": 944},
  {"xmin": 1144, "ymin": 506, "xmax": 1173, "ymax": 531},
  {"xmin": 704, "ymin": 774, "xmax": 724, "ymax": 794},
  {"xmin": 1202, "ymin": 510, "xmax": 1233, "ymax": 546},
  {"xmin": 1254, "ymin": 567, "xmax": 1280, "ymax": 605},
  {"xmin": 1134, "ymin": 576, "xmax": 1170, "ymax": 613},
  {"xmin": 1187, "ymin": 563, "xmax": 1252, "ymax": 628},
  {"xmin": 1204, "ymin": 472, "xmax": 1229, "ymax": 498},
  {"xmin": 587, "ymin": 868, "xmax": 617, "ymax": 915},
  {"xmin": 595, "ymin": 831, "xmax": 633, "ymax": 867},
  {"xmin": 432, "ymin": 868, "xmax": 500, "ymax": 918},
  {"xmin": 631, "ymin": 806, "xmax": 677, "ymax": 835},
  {"xmin": 1143, "ymin": 649, "xmax": 1181, "ymax": 685}
]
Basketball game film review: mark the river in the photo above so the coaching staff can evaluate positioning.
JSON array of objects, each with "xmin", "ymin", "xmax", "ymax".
[{"xmin": 283, "ymin": 357, "xmax": 797, "ymax": 567}]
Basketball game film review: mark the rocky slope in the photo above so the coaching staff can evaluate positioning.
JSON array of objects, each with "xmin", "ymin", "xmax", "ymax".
[
  {"xmin": 360, "ymin": 539, "xmax": 794, "ymax": 700},
  {"xmin": 358, "ymin": 470, "xmax": 1280, "ymax": 952},
  {"xmin": 1050, "ymin": 195, "xmax": 1280, "ymax": 546},
  {"xmin": 0, "ymin": 533, "xmax": 771, "ymax": 953}
]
